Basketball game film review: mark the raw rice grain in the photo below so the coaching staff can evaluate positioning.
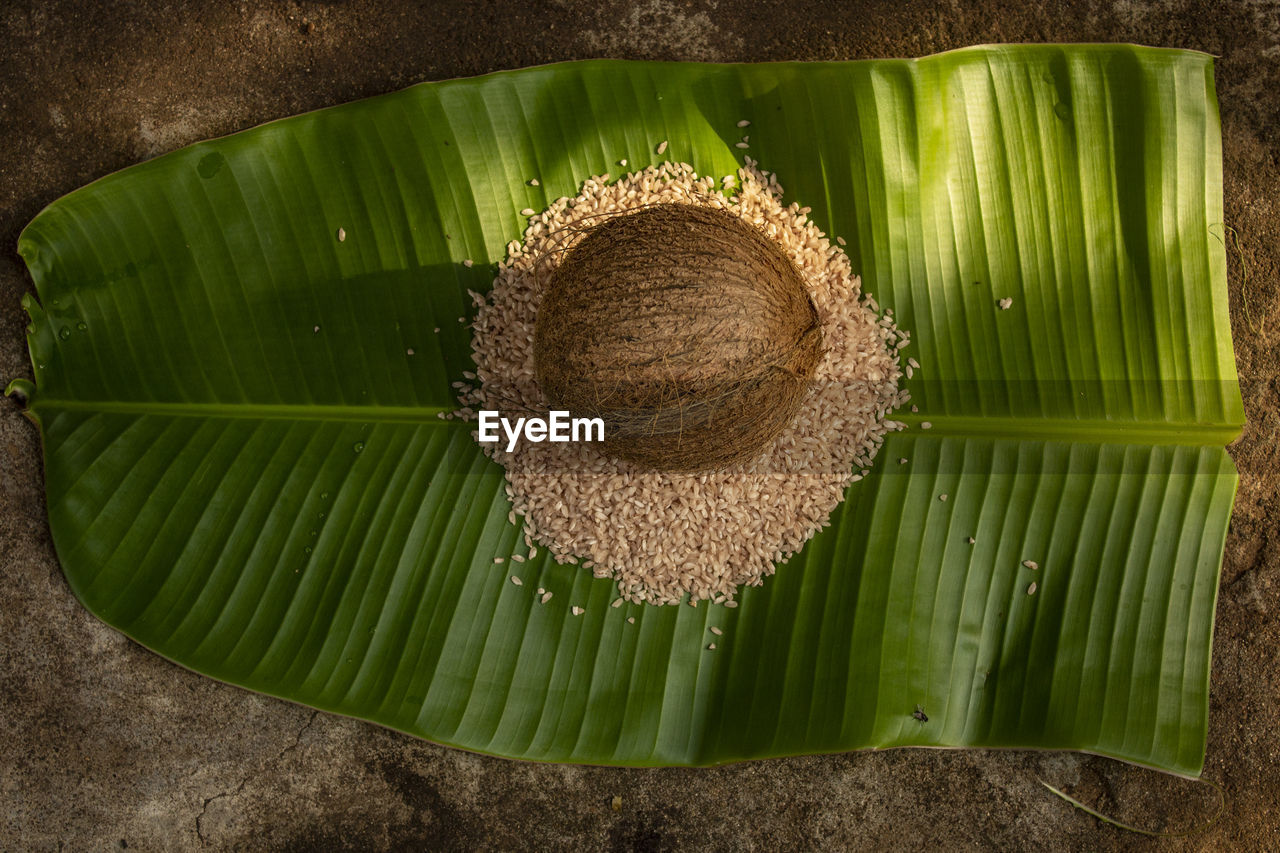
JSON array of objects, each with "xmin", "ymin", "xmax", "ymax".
[{"xmin": 458, "ymin": 160, "xmax": 909, "ymax": 605}]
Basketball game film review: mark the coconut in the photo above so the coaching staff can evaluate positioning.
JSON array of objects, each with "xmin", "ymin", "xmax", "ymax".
[{"xmin": 533, "ymin": 203, "xmax": 824, "ymax": 471}]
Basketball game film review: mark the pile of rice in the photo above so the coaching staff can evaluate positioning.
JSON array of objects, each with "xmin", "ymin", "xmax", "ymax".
[{"xmin": 454, "ymin": 158, "xmax": 910, "ymax": 606}]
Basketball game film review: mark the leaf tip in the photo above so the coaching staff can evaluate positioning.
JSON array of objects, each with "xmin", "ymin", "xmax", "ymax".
[{"xmin": 5, "ymin": 377, "xmax": 36, "ymax": 407}]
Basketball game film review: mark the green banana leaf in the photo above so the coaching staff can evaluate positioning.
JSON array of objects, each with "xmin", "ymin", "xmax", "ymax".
[{"xmin": 9, "ymin": 45, "xmax": 1242, "ymax": 775}]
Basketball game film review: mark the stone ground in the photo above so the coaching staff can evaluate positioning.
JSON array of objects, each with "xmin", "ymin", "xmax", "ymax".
[{"xmin": 1, "ymin": 1, "xmax": 1277, "ymax": 850}]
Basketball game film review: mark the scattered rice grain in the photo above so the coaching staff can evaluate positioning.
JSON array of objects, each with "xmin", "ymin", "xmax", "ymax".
[
  {"xmin": 336, "ymin": 227, "xmax": 346, "ymax": 242},
  {"xmin": 737, "ymin": 119, "xmax": 751, "ymax": 127},
  {"xmin": 1022, "ymin": 560, "xmax": 1039, "ymax": 570},
  {"xmin": 920, "ymin": 422, "xmax": 933, "ymax": 430},
  {"xmin": 510, "ymin": 576, "xmax": 522, "ymax": 586},
  {"xmin": 457, "ymin": 159, "xmax": 909, "ymax": 605},
  {"xmin": 571, "ymin": 606, "xmax": 584, "ymax": 615},
  {"xmin": 656, "ymin": 140, "xmax": 668, "ymax": 154},
  {"xmin": 463, "ymin": 259, "xmax": 474, "ymax": 268},
  {"xmin": 1027, "ymin": 582, "xmax": 1038, "ymax": 595},
  {"xmin": 710, "ymin": 626, "xmax": 723, "ymax": 635}
]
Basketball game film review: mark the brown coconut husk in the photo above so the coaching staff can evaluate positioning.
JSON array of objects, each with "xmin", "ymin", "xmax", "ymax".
[{"xmin": 533, "ymin": 203, "xmax": 824, "ymax": 471}]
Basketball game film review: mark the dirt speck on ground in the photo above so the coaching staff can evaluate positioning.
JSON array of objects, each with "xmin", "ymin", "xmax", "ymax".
[{"xmin": 1, "ymin": 1, "xmax": 1277, "ymax": 849}]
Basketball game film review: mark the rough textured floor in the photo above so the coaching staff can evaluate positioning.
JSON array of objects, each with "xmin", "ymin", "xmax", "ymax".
[{"xmin": 2, "ymin": 1, "xmax": 1277, "ymax": 850}]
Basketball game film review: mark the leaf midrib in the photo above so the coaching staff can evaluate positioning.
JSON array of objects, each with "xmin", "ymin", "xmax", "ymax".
[
  {"xmin": 33, "ymin": 398, "xmax": 453, "ymax": 424},
  {"xmin": 31, "ymin": 398, "xmax": 1243, "ymax": 445}
]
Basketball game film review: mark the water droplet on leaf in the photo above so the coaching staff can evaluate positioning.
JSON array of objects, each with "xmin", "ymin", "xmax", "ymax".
[
  {"xmin": 353, "ymin": 441, "xmax": 365, "ymax": 453},
  {"xmin": 58, "ymin": 327, "xmax": 71, "ymax": 340}
]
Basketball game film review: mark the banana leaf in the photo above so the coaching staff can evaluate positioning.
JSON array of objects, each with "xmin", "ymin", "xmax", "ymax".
[{"xmin": 9, "ymin": 45, "xmax": 1242, "ymax": 775}]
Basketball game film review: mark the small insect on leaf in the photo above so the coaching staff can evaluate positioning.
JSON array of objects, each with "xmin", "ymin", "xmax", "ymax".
[{"xmin": 913, "ymin": 704, "xmax": 929, "ymax": 723}]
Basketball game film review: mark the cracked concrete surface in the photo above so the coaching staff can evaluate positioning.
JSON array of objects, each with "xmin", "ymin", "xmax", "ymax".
[
  {"xmin": 2, "ymin": 0, "xmax": 1278, "ymax": 849},
  {"xmin": 194, "ymin": 711, "xmax": 319, "ymax": 845}
]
